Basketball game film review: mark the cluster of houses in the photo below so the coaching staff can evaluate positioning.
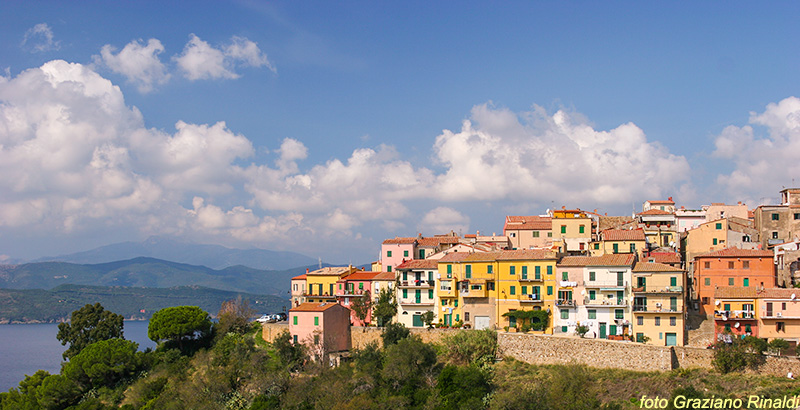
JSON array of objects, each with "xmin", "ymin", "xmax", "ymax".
[{"xmin": 286, "ymin": 188, "xmax": 800, "ymax": 355}]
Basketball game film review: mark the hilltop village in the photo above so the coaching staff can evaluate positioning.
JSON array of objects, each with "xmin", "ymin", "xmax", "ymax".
[{"xmin": 286, "ymin": 188, "xmax": 800, "ymax": 356}]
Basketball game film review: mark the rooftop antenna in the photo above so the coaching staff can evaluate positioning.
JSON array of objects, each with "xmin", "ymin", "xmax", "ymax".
[{"xmin": 318, "ymin": 257, "xmax": 322, "ymax": 269}]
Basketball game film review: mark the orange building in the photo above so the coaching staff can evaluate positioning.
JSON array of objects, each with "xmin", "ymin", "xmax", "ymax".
[{"xmin": 695, "ymin": 248, "xmax": 775, "ymax": 316}]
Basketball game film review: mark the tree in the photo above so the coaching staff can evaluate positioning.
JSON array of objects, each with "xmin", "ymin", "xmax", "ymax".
[
  {"xmin": 421, "ymin": 310, "xmax": 435, "ymax": 328},
  {"xmin": 373, "ymin": 286, "xmax": 397, "ymax": 326},
  {"xmin": 575, "ymin": 324, "xmax": 590, "ymax": 338},
  {"xmin": 56, "ymin": 303, "xmax": 124, "ymax": 360},
  {"xmin": 382, "ymin": 322, "xmax": 410, "ymax": 346},
  {"xmin": 216, "ymin": 296, "xmax": 256, "ymax": 335},
  {"xmin": 440, "ymin": 329, "xmax": 497, "ymax": 367},
  {"xmin": 272, "ymin": 330, "xmax": 305, "ymax": 371},
  {"xmin": 62, "ymin": 338, "xmax": 142, "ymax": 389},
  {"xmin": 768, "ymin": 338, "xmax": 790, "ymax": 356},
  {"xmin": 148, "ymin": 306, "xmax": 212, "ymax": 350},
  {"xmin": 350, "ymin": 290, "xmax": 372, "ymax": 326}
]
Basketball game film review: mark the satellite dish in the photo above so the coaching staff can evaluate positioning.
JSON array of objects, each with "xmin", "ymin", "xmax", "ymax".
[
  {"xmin": 715, "ymin": 300, "xmax": 721, "ymax": 306},
  {"xmin": 735, "ymin": 322, "xmax": 740, "ymax": 328},
  {"xmin": 722, "ymin": 316, "xmax": 727, "ymax": 321},
  {"xmin": 793, "ymin": 294, "xmax": 797, "ymax": 300}
]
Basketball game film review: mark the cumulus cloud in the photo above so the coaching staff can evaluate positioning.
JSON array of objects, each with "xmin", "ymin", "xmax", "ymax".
[
  {"xmin": 21, "ymin": 23, "xmax": 59, "ymax": 53},
  {"xmin": 175, "ymin": 34, "xmax": 274, "ymax": 80},
  {"xmin": 713, "ymin": 96, "xmax": 800, "ymax": 201},
  {"xmin": 419, "ymin": 207, "xmax": 470, "ymax": 234},
  {"xmin": 94, "ymin": 38, "xmax": 170, "ymax": 93},
  {"xmin": 432, "ymin": 104, "xmax": 691, "ymax": 205}
]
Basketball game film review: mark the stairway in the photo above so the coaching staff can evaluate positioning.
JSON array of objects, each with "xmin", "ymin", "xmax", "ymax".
[{"xmin": 686, "ymin": 313, "xmax": 715, "ymax": 347}]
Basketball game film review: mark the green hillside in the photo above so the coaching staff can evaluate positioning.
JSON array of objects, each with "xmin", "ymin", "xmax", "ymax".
[
  {"xmin": 0, "ymin": 284, "xmax": 289, "ymax": 323},
  {"xmin": 0, "ymin": 257, "xmax": 316, "ymax": 295}
]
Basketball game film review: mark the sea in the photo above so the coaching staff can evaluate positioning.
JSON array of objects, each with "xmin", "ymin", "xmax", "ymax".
[{"xmin": 0, "ymin": 321, "xmax": 156, "ymax": 392}]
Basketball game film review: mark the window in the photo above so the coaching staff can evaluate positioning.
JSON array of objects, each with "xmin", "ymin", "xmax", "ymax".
[
  {"xmin": 547, "ymin": 266, "xmax": 553, "ymax": 275},
  {"xmin": 562, "ymin": 326, "xmax": 568, "ymax": 333},
  {"xmin": 742, "ymin": 261, "xmax": 750, "ymax": 269},
  {"xmin": 487, "ymin": 281, "xmax": 495, "ymax": 291},
  {"xmin": 314, "ymin": 316, "xmax": 319, "ymax": 326},
  {"xmin": 723, "ymin": 303, "xmax": 730, "ymax": 311},
  {"xmin": 428, "ymin": 289, "xmax": 433, "ymax": 299},
  {"xmin": 547, "ymin": 286, "xmax": 553, "ymax": 295},
  {"xmin": 715, "ymin": 223, "xmax": 722, "ymax": 230},
  {"xmin": 562, "ymin": 272, "xmax": 569, "ymax": 281},
  {"xmin": 402, "ymin": 272, "xmax": 407, "ymax": 281},
  {"xmin": 522, "ymin": 286, "xmax": 527, "ymax": 295},
  {"xmin": 728, "ymin": 261, "xmax": 735, "ymax": 269},
  {"xmin": 589, "ymin": 290, "xmax": 596, "ymax": 300},
  {"xmin": 743, "ymin": 278, "xmax": 749, "ymax": 287},
  {"xmin": 777, "ymin": 322, "xmax": 785, "ymax": 332},
  {"xmin": 510, "ymin": 286, "xmax": 516, "ymax": 295},
  {"xmin": 403, "ymin": 289, "xmax": 407, "ymax": 299},
  {"xmin": 702, "ymin": 297, "xmax": 709, "ymax": 304},
  {"xmin": 487, "ymin": 265, "xmax": 493, "ymax": 274},
  {"xmin": 561, "ymin": 225, "xmax": 567, "ymax": 234},
  {"xmin": 594, "ymin": 243, "xmax": 600, "ymax": 250},
  {"xmin": 535, "ymin": 266, "xmax": 541, "ymax": 279},
  {"xmin": 465, "ymin": 312, "xmax": 470, "ymax": 321},
  {"xmin": 561, "ymin": 310, "xmax": 569, "ymax": 319},
  {"xmin": 670, "ymin": 277, "xmax": 677, "ymax": 287},
  {"xmin": 447, "ymin": 264, "xmax": 452, "ymax": 276},
  {"xmin": 615, "ymin": 309, "xmax": 623, "ymax": 319},
  {"xmin": 547, "ymin": 232, "xmax": 553, "ymax": 237},
  {"xmin": 795, "ymin": 213, "xmax": 800, "ymax": 220},
  {"xmin": 704, "ymin": 261, "xmax": 710, "ymax": 269},
  {"xmin": 387, "ymin": 266, "xmax": 392, "ymax": 272},
  {"xmin": 712, "ymin": 238, "xmax": 718, "ymax": 245},
  {"xmin": 522, "ymin": 266, "xmax": 528, "ymax": 279},
  {"xmin": 613, "ymin": 243, "xmax": 619, "ymax": 254},
  {"xmin": 704, "ymin": 278, "xmax": 710, "ymax": 286},
  {"xmin": 293, "ymin": 335, "xmax": 298, "ymax": 344},
  {"xmin": 510, "ymin": 266, "xmax": 516, "ymax": 275},
  {"xmin": 728, "ymin": 278, "xmax": 734, "ymax": 286},
  {"xmin": 670, "ymin": 317, "xmax": 676, "ymax": 326},
  {"xmin": 772, "ymin": 213, "xmax": 780, "ymax": 221},
  {"xmin": 637, "ymin": 316, "xmax": 644, "ymax": 325},
  {"xmin": 579, "ymin": 225, "xmax": 585, "ymax": 234},
  {"xmin": 588, "ymin": 309, "xmax": 596, "ymax": 319},
  {"xmin": 403, "ymin": 250, "xmax": 408, "ymax": 257},
  {"xmin": 630, "ymin": 243, "xmax": 636, "ymax": 253},
  {"xmin": 454, "ymin": 299, "xmax": 459, "ymax": 307},
  {"xmin": 773, "ymin": 231, "xmax": 779, "ymax": 239},
  {"xmin": 465, "ymin": 265, "xmax": 472, "ymax": 278},
  {"xmin": 510, "ymin": 232, "xmax": 516, "ymax": 237},
  {"xmin": 589, "ymin": 271, "xmax": 596, "ymax": 281},
  {"xmin": 532, "ymin": 231, "xmax": 540, "ymax": 238},
  {"xmin": 725, "ymin": 324, "xmax": 731, "ymax": 332},
  {"xmin": 655, "ymin": 317, "xmax": 661, "ymax": 326},
  {"xmin": 745, "ymin": 324, "xmax": 752, "ymax": 333},
  {"xmin": 293, "ymin": 315, "xmax": 298, "ymax": 325},
  {"xmin": 387, "ymin": 250, "xmax": 392, "ymax": 257}
]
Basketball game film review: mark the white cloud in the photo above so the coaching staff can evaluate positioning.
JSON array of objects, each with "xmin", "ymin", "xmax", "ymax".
[
  {"xmin": 94, "ymin": 39, "xmax": 170, "ymax": 93},
  {"xmin": 713, "ymin": 96, "xmax": 800, "ymax": 201},
  {"xmin": 21, "ymin": 23, "xmax": 59, "ymax": 53},
  {"xmin": 175, "ymin": 34, "xmax": 275, "ymax": 80},
  {"xmin": 419, "ymin": 207, "xmax": 470, "ymax": 235},
  {"xmin": 432, "ymin": 104, "xmax": 691, "ymax": 205}
]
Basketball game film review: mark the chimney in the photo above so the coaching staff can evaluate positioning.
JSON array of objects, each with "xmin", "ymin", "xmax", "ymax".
[
  {"xmin": 306, "ymin": 268, "xmax": 309, "ymax": 273},
  {"xmin": 668, "ymin": 196, "xmax": 673, "ymax": 201}
]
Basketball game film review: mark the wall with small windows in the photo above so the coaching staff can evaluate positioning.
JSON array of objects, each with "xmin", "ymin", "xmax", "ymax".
[{"xmin": 695, "ymin": 251, "xmax": 775, "ymax": 316}]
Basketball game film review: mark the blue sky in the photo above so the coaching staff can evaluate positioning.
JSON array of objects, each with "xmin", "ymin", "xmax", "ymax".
[{"xmin": 1, "ymin": 1, "xmax": 800, "ymax": 264}]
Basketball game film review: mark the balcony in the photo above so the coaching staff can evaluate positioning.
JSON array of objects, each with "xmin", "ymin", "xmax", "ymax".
[
  {"xmin": 556, "ymin": 299, "xmax": 576, "ymax": 307},
  {"xmin": 584, "ymin": 297, "xmax": 627, "ymax": 307},
  {"xmin": 399, "ymin": 298, "xmax": 435, "ymax": 306},
  {"xmin": 632, "ymin": 286, "xmax": 683, "ymax": 294},
  {"xmin": 559, "ymin": 281, "xmax": 578, "ymax": 288},
  {"xmin": 302, "ymin": 292, "xmax": 337, "ymax": 299},
  {"xmin": 337, "ymin": 289, "xmax": 370, "ymax": 297},
  {"xmin": 633, "ymin": 305, "xmax": 681, "ymax": 313},
  {"xmin": 583, "ymin": 280, "xmax": 628, "ymax": 289},
  {"xmin": 398, "ymin": 279, "xmax": 435, "ymax": 288},
  {"xmin": 519, "ymin": 275, "xmax": 544, "ymax": 282},
  {"xmin": 714, "ymin": 310, "xmax": 755, "ymax": 320},
  {"xmin": 520, "ymin": 294, "xmax": 542, "ymax": 302}
]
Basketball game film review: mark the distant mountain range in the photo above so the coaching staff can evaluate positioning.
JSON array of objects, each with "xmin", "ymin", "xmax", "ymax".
[
  {"xmin": 32, "ymin": 236, "xmax": 319, "ymax": 271},
  {"xmin": 0, "ymin": 284, "xmax": 289, "ymax": 323},
  {"xmin": 0, "ymin": 257, "xmax": 321, "ymax": 296}
]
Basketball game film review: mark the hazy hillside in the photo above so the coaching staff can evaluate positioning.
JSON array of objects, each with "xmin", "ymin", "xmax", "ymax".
[
  {"xmin": 0, "ymin": 257, "xmax": 319, "ymax": 295},
  {"xmin": 32, "ymin": 236, "xmax": 318, "ymax": 271},
  {"xmin": 0, "ymin": 284, "xmax": 288, "ymax": 323}
]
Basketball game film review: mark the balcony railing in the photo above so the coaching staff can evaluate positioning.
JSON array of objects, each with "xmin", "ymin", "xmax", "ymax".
[
  {"xmin": 633, "ymin": 305, "xmax": 681, "ymax": 313},
  {"xmin": 519, "ymin": 276, "xmax": 544, "ymax": 282},
  {"xmin": 584, "ymin": 297, "xmax": 627, "ymax": 307},
  {"xmin": 399, "ymin": 299, "xmax": 435, "ymax": 306},
  {"xmin": 556, "ymin": 299, "xmax": 576, "ymax": 307},
  {"xmin": 520, "ymin": 294, "xmax": 542, "ymax": 302},
  {"xmin": 302, "ymin": 292, "xmax": 337, "ymax": 298},
  {"xmin": 399, "ymin": 280, "xmax": 435, "ymax": 288},
  {"xmin": 714, "ymin": 310, "xmax": 755, "ymax": 320},
  {"xmin": 583, "ymin": 280, "xmax": 628, "ymax": 288},
  {"xmin": 632, "ymin": 286, "xmax": 683, "ymax": 293}
]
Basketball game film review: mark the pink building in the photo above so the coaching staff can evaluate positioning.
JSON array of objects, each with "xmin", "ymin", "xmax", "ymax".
[
  {"xmin": 289, "ymin": 302, "xmax": 351, "ymax": 359},
  {"xmin": 291, "ymin": 274, "xmax": 307, "ymax": 307},
  {"xmin": 335, "ymin": 271, "xmax": 379, "ymax": 325},
  {"xmin": 381, "ymin": 237, "xmax": 418, "ymax": 273}
]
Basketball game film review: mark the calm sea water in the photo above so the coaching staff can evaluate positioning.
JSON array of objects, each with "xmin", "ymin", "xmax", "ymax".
[{"xmin": 0, "ymin": 321, "xmax": 156, "ymax": 392}]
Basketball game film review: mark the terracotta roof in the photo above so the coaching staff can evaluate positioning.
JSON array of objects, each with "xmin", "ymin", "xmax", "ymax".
[
  {"xmin": 647, "ymin": 199, "xmax": 675, "ymax": 205},
  {"xmin": 638, "ymin": 209, "xmax": 673, "ymax": 216},
  {"xmin": 291, "ymin": 274, "xmax": 307, "ymax": 280},
  {"xmin": 632, "ymin": 262, "xmax": 684, "ymax": 273},
  {"xmin": 371, "ymin": 272, "xmax": 395, "ymax": 281},
  {"xmin": 598, "ymin": 216, "xmax": 636, "ymax": 231},
  {"xmin": 504, "ymin": 215, "xmax": 552, "ymax": 231},
  {"xmin": 290, "ymin": 302, "xmax": 344, "ymax": 312},
  {"xmin": 463, "ymin": 252, "xmax": 503, "ymax": 262},
  {"xmin": 695, "ymin": 248, "xmax": 773, "ymax": 259},
  {"xmin": 558, "ymin": 253, "xmax": 636, "ymax": 267},
  {"xmin": 496, "ymin": 249, "xmax": 557, "ymax": 260},
  {"xmin": 437, "ymin": 252, "xmax": 472, "ymax": 262},
  {"xmin": 395, "ymin": 259, "xmax": 439, "ymax": 270},
  {"xmin": 714, "ymin": 287, "xmax": 759, "ymax": 299},
  {"xmin": 601, "ymin": 228, "xmax": 646, "ymax": 241},
  {"xmin": 417, "ymin": 236, "xmax": 460, "ymax": 247},
  {"xmin": 757, "ymin": 288, "xmax": 800, "ymax": 299},
  {"xmin": 343, "ymin": 272, "xmax": 379, "ymax": 281},
  {"xmin": 382, "ymin": 237, "xmax": 418, "ymax": 245},
  {"xmin": 307, "ymin": 266, "xmax": 355, "ymax": 276},
  {"xmin": 647, "ymin": 253, "xmax": 681, "ymax": 264}
]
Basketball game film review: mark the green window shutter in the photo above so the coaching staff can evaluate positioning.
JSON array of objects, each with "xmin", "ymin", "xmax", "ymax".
[
  {"xmin": 293, "ymin": 315, "xmax": 298, "ymax": 325},
  {"xmin": 615, "ymin": 309, "xmax": 623, "ymax": 319},
  {"xmin": 704, "ymin": 277, "xmax": 710, "ymax": 286},
  {"xmin": 561, "ymin": 225, "xmax": 566, "ymax": 234},
  {"xmin": 428, "ymin": 289, "xmax": 433, "ymax": 299},
  {"xmin": 724, "ymin": 304, "xmax": 730, "ymax": 311},
  {"xmin": 314, "ymin": 316, "xmax": 319, "ymax": 326},
  {"xmin": 535, "ymin": 266, "xmax": 541, "ymax": 279},
  {"xmin": 387, "ymin": 266, "xmax": 392, "ymax": 272},
  {"xmin": 466, "ymin": 265, "xmax": 472, "ymax": 278},
  {"xmin": 547, "ymin": 266, "xmax": 552, "ymax": 275},
  {"xmin": 588, "ymin": 310, "xmax": 596, "ymax": 319},
  {"xmin": 522, "ymin": 286, "xmax": 527, "ymax": 294},
  {"xmin": 447, "ymin": 264, "xmax": 452, "ymax": 274},
  {"xmin": 728, "ymin": 278, "xmax": 734, "ymax": 286},
  {"xmin": 510, "ymin": 266, "xmax": 515, "ymax": 275},
  {"xmin": 561, "ymin": 310, "xmax": 569, "ymax": 319},
  {"xmin": 712, "ymin": 238, "xmax": 717, "ymax": 245},
  {"xmin": 613, "ymin": 244, "xmax": 619, "ymax": 253},
  {"xmin": 715, "ymin": 223, "xmax": 722, "ymax": 230},
  {"xmin": 589, "ymin": 271, "xmax": 596, "ymax": 281},
  {"xmin": 589, "ymin": 290, "xmax": 596, "ymax": 300},
  {"xmin": 594, "ymin": 243, "xmax": 599, "ymax": 250},
  {"xmin": 579, "ymin": 225, "xmax": 585, "ymax": 234},
  {"xmin": 522, "ymin": 266, "xmax": 528, "ymax": 279},
  {"xmin": 532, "ymin": 231, "xmax": 539, "ymax": 238},
  {"xmin": 387, "ymin": 250, "xmax": 392, "ymax": 257},
  {"xmin": 403, "ymin": 289, "xmax": 408, "ymax": 298},
  {"xmin": 403, "ymin": 250, "xmax": 408, "ymax": 257},
  {"xmin": 562, "ymin": 272, "xmax": 568, "ymax": 281},
  {"xmin": 454, "ymin": 299, "xmax": 458, "ymax": 307},
  {"xmin": 670, "ymin": 277, "xmax": 677, "ymax": 287},
  {"xmin": 743, "ymin": 278, "xmax": 749, "ymax": 287},
  {"xmin": 547, "ymin": 286, "xmax": 553, "ymax": 295},
  {"xmin": 487, "ymin": 265, "xmax": 493, "ymax": 274},
  {"xmin": 403, "ymin": 272, "xmax": 407, "ymax": 280},
  {"xmin": 630, "ymin": 243, "xmax": 636, "ymax": 253},
  {"xmin": 510, "ymin": 286, "xmax": 516, "ymax": 295}
]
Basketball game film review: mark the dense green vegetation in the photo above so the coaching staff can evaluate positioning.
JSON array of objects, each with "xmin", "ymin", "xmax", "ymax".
[
  {"xmin": 0, "ymin": 285, "xmax": 287, "ymax": 323},
  {"xmin": 4, "ymin": 303, "xmax": 800, "ymax": 410}
]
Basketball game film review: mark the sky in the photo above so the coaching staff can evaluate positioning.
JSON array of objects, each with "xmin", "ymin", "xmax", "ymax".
[{"xmin": 1, "ymin": 1, "xmax": 800, "ymax": 264}]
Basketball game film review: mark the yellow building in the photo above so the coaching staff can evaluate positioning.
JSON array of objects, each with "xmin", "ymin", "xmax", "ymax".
[
  {"xmin": 495, "ymin": 249, "xmax": 558, "ymax": 333},
  {"xmin": 551, "ymin": 208, "xmax": 593, "ymax": 253},
  {"xmin": 632, "ymin": 262, "xmax": 686, "ymax": 346},
  {"xmin": 436, "ymin": 252, "xmax": 469, "ymax": 328},
  {"xmin": 590, "ymin": 228, "xmax": 647, "ymax": 257},
  {"xmin": 305, "ymin": 266, "xmax": 359, "ymax": 303}
]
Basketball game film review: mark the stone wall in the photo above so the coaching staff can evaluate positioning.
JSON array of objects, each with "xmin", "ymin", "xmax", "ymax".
[
  {"xmin": 672, "ymin": 345, "xmax": 714, "ymax": 369},
  {"xmin": 751, "ymin": 355, "xmax": 800, "ymax": 377},
  {"xmin": 261, "ymin": 323, "xmax": 289, "ymax": 343},
  {"xmin": 350, "ymin": 326, "xmax": 462, "ymax": 349},
  {"xmin": 498, "ymin": 333, "xmax": 674, "ymax": 372}
]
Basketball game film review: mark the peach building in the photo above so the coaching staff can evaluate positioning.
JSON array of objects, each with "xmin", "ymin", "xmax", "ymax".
[
  {"xmin": 504, "ymin": 215, "xmax": 553, "ymax": 250},
  {"xmin": 381, "ymin": 237, "xmax": 418, "ymax": 273},
  {"xmin": 289, "ymin": 302, "xmax": 351, "ymax": 359}
]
